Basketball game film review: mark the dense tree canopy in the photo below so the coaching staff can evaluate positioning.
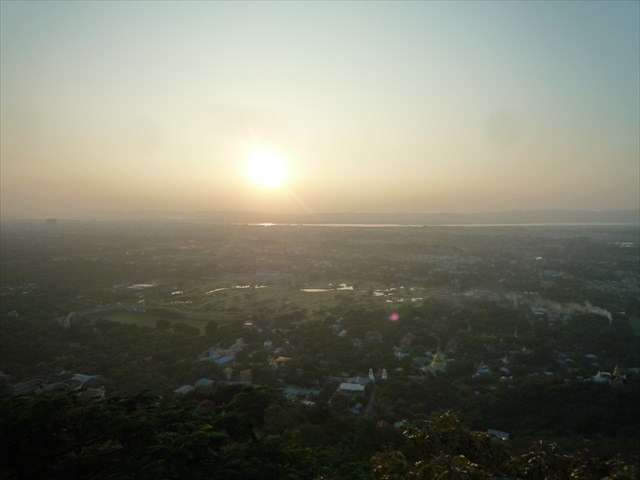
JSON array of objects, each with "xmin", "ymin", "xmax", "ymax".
[{"xmin": 1, "ymin": 391, "xmax": 637, "ymax": 480}]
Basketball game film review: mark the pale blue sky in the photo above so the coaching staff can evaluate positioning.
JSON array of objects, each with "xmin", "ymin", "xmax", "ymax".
[{"xmin": 1, "ymin": 0, "xmax": 638, "ymax": 217}]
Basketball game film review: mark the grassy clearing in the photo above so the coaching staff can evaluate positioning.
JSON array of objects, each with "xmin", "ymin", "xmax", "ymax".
[
  {"xmin": 93, "ymin": 310, "xmax": 210, "ymax": 334},
  {"xmin": 96, "ymin": 280, "xmax": 424, "ymax": 332}
]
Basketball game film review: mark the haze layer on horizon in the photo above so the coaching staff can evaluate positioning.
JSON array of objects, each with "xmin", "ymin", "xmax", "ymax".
[{"xmin": 1, "ymin": 1, "xmax": 639, "ymax": 218}]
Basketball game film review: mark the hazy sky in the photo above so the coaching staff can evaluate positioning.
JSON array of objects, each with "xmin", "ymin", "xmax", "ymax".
[{"xmin": 1, "ymin": 0, "xmax": 639, "ymax": 218}]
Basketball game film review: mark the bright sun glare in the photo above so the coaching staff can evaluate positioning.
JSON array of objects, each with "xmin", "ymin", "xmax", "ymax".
[{"xmin": 246, "ymin": 148, "xmax": 286, "ymax": 188}]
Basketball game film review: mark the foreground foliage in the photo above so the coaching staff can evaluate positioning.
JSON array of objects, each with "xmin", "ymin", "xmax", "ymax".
[
  {"xmin": 0, "ymin": 390, "xmax": 637, "ymax": 480},
  {"xmin": 371, "ymin": 411, "xmax": 639, "ymax": 479}
]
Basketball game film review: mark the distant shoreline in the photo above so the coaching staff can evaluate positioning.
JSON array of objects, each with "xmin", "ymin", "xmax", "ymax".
[
  {"xmin": 241, "ymin": 222, "xmax": 639, "ymax": 228},
  {"xmin": 1, "ymin": 220, "xmax": 638, "ymax": 229},
  {"xmin": 2, "ymin": 208, "xmax": 638, "ymax": 226}
]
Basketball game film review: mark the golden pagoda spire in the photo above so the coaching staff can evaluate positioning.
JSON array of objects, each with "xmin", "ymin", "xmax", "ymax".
[
  {"xmin": 430, "ymin": 349, "xmax": 447, "ymax": 372},
  {"xmin": 612, "ymin": 364, "xmax": 621, "ymax": 379}
]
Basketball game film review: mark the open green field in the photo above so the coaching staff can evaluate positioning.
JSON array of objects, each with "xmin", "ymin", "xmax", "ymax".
[
  {"xmin": 165, "ymin": 279, "xmax": 429, "ymax": 316},
  {"xmin": 90, "ymin": 310, "xmax": 211, "ymax": 333},
  {"xmin": 88, "ymin": 280, "xmax": 433, "ymax": 333}
]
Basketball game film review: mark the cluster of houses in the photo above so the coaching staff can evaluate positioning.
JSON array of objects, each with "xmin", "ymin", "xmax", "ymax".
[
  {"xmin": 590, "ymin": 365, "xmax": 628, "ymax": 385},
  {"xmin": 170, "ymin": 307, "xmax": 638, "ymax": 422},
  {"xmin": 175, "ymin": 325, "xmax": 456, "ymax": 410},
  {"xmin": 10, "ymin": 372, "xmax": 106, "ymax": 399},
  {"xmin": 200, "ymin": 338, "xmax": 248, "ymax": 366}
]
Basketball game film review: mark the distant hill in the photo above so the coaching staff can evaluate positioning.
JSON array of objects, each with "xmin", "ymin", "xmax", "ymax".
[{"xmin": 81, "ymin": 209, "xmax": 640, "ymax": 225}]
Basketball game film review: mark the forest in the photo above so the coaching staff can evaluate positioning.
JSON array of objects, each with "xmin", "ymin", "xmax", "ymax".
[{"xmin": 1, "ymin": 387, "xmax": 638, "ymax": 480}]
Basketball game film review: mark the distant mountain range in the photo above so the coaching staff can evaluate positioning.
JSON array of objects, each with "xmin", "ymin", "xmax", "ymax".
[{"xmin": 83, "ymin": 209, "xmax": 640, "ymax": 225}]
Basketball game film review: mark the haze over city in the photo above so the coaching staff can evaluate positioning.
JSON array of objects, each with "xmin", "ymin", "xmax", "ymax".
[{"xmin": 1, "ymin": 1, "xmax": 639, "ymax": 219}]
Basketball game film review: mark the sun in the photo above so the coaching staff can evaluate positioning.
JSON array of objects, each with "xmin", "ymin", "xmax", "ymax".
[{"xmin": 246, "ymin": 148, "xmax": 286, "ymax": 188}]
